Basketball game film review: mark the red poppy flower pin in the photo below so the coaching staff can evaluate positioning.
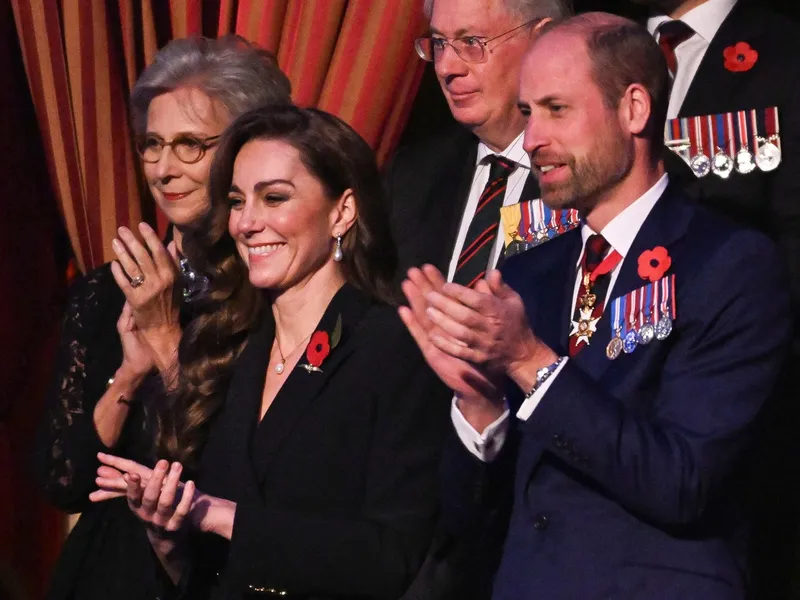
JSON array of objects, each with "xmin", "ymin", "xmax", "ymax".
[
  {"xmin": 301, "ymin": 314, "xmax": 342, "ymax": 373},
  {"xmin": 638, "ymin": 246, "xmax": 672, "ymax": 282},
  {"xmin": 723, "ymin": 42, "xmax": 758, "ymax": 73}
]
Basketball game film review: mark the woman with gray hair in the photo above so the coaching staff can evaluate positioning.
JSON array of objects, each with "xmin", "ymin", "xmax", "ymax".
[{"xmin": 34, "ymin": 35, "xmax": 290, "ymax": 600}]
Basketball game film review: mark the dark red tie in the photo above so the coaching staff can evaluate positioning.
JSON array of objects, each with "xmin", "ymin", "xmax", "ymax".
[
  {"xmin": 657, "ymin": 20, "xmax": 694, "ymax": 77},
  {"xmin": 453, "ymin": 155, "xmax": 516, "ymax": 288},
  {"xmin": 569, "ymin": 234, "xmax": 611, "ymax": 357}
]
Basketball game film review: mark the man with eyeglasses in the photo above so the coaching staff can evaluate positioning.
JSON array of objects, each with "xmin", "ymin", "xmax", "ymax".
[
  {"xmin": 385, "ymin": 0, "xmax": 573, "ymax": 289},
  {"xmin": 384, "ymin": 4, "xmax": 571, "ymax": 597}
]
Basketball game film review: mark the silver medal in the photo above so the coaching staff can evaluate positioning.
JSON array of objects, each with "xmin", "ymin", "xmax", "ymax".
[
  {"xmin": 756, "ymin": 141, "xmax": 781, "ymax": 172},
  {"xmin": 711, "ymin": 152, "xmax": 734, "ymax": 179},
  {"xmin": 690, "ymin": 153, "xmax": 711, "ymax": 178},
  {"xmin": 637, "ymin": 322, "xmax": 655, "ymax": 345},
  {"xmin": 735, "ymin": 148, "xmax": 756, "ymax": 174},
  {"xmin": 655, "ymin": 316, "xmax": 673, "ymax": 340}
]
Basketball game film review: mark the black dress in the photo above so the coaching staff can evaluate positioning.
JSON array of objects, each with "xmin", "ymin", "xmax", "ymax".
[
  {"xmin": 34, "ymin": 263, "xmax": 191, "ymax": 600},
  {"xmin": 182, "ymin": 284, "xmax": 453, "ymax": 599}
]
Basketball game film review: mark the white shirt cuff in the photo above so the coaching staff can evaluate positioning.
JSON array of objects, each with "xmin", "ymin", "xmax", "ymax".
[
  {"xmin": 515, "ymin": 357, "xmax": 568, "ymax": 421},
  {"xmin": 451, "ymin": 397, "xmax": 510, "ymax": 462}
]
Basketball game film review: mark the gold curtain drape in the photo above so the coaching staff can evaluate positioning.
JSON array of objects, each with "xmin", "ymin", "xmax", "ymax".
[{"xmin": 11, "ymin": 0, "xmax": 427, "ymax": 272}]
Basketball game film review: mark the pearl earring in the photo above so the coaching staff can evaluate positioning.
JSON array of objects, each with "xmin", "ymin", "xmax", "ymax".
[{"xmin": 333, "ymin": 235, "xmax": 343, "ymax": 262}]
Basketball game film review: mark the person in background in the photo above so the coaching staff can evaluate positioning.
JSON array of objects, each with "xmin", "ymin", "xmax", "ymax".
[
  {"xmin": 33, "ymin": 35, "xmax": 291, "ymax": 600},
  {"xmin": 632, "ymin": 0, "xmax": 800, "ymax": 593},
  {"xmin": 385, "ymin": 0, "xmax": 573, "ymax": 287},
  {"xmin": 400, "ymin": 13, "xmax": 790, "ymax": 599},
  {"xmin": 91, "ymin": 105, "xmax": 452, "ymax": 600}
]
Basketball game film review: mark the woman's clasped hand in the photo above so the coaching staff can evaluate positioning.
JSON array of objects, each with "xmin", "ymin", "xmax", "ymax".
[
  {"xmin": 91, "ymin": 452, "xmax": 195, "ymax": 533},
  {"xmin": 91, "ymin": 452, "xmax": 234, "ymax": 542}
]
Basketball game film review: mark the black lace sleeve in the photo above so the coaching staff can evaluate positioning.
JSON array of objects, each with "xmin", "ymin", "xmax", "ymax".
[{"xmin": 33, "ymin": 264, "xmax": 127, "ymax": 513}]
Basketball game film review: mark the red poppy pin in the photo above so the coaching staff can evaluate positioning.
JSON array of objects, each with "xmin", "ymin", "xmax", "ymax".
[
  {"xmin": 638, "ymin": 246, "xmax": 672, "ymax": 282},
  {"xmin": 723, "ymin": 42, "xmax": 758, "ymax": 72},
  {"xmin": 301, "ymin": 314, "xmax": 342, "ymax": 373}
]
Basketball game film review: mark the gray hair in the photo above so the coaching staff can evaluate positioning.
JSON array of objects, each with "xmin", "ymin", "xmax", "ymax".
[
  {"xmin": 130, "ymin": 35, "xmax": 291, "ymax": 136},
  {"xmin": 423, "ymin": 0, "xmax": 573, "ymax": 21}
]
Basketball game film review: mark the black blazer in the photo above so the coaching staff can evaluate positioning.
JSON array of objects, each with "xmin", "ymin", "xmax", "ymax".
[
  {"xmin": 659, "ymin": 3, "xmax": 800, "ymax": 595},
  {"xmin": 664, "ymin": 0, "xmax": 800, "ymax": 352},
  {"xmin": 186, "ymin": 284, "xmax": 451, "ymax": 599},
  {"xmin": 384, "ymin": 125, "xmax": 539, "ymax": 279}
]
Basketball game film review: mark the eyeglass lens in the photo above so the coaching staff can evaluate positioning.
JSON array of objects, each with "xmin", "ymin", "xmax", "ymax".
[{"xmin": 138, "ymin": 136, "xmax": 208, "ymax": 163}]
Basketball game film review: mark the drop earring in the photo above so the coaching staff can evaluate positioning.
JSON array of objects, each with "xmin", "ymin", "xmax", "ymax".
[{"xmin": 333, "ymin": 234, "xmax": 343, "ymax": 262}]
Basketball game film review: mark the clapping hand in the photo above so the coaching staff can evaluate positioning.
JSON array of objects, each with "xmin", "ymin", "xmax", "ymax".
[
  {"xmin": 117, "ymin": 301, "xmax": 155, "ymax": 378},
  {"xmin": 399, "ymin": 265, "xmax": 502, "ymax": 401},
  {"xmin": 110, "ymin": 223, "xmax": 182, "ymax": 375},
  {"xmin": 92, "ymin": 453, "xmax": 236, "ymax": 542},
  {"xmin": 419, "ymin": 269, "xmax": 548, "ymax": 379},
  {"xmin": 91, "ymin": 453, "xmax": 195, "ymax": 539}
]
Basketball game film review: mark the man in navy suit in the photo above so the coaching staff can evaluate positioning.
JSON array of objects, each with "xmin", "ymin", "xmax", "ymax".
[{"xmin": 400, "ymin": 12, "xmax": 791, "ymax": 599}]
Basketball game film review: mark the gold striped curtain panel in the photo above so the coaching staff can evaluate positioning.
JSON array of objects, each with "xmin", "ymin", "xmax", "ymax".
[{"xmin": 10, "ymin": 0, "xmax": 427, "ymax": 273}]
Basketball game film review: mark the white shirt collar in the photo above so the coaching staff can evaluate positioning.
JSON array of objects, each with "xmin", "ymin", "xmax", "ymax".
[
  {"xmin": 476, "ymin": 132, "xmax": 530, "ymax": 169},
  {"xmin": 580, "ymin": 174, "xmax": 669, "ymax": 259},
  {"xmin": 647, "ymin": 0, "xmax": 738, "ymax": 42}
]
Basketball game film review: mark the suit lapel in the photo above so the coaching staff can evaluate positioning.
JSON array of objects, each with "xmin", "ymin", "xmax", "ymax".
[
  {"xmin": 679, "ymin": 2, "xmax": 768, "ymax": 116},
  {"xmin": 250, "ymin": 284, "xmax": 373, "ymax": 484},
  {"xmin": 201, "ymin": 308, "xmax": 272, "ymax": 502},
  {"xmin": 570, "ymin": 185, "xmax": 694, "ymax": 382}
]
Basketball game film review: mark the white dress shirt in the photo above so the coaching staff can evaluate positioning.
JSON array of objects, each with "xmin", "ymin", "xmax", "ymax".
[
  {"xmin": 648, "ymin": 0, "xmax": 737, "ymax": 119},
  {"xmin": 452, "ymin": 175, "xmax": 670, "ymax": 461},
  {"xmin": 445, "ymin": 133, "xmax": 531, "ymax": 282}
]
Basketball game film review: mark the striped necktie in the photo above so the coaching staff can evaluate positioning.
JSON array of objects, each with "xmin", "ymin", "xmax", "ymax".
[{"xmin": 453, "ymin": 155, "xmax": 516, "ymax": 288}]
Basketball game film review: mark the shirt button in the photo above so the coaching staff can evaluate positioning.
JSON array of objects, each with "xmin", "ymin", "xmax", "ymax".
[{"xmin": 533, "ymin": 513, "xmax": 549, "ymax": 530}]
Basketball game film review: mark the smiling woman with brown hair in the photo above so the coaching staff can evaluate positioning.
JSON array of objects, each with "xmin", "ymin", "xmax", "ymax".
[{"xmin": 92, "ymin": 105, "xmax": 452, "ymax": 600}]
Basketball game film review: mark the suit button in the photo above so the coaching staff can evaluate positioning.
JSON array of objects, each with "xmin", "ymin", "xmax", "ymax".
[
  {"xmin": 552, "ymin": 433, "xmax": 566, "ymax": 449},
  {"xmin": 533, "ymin": 514, "xmax": 549, "ymax": 530}
]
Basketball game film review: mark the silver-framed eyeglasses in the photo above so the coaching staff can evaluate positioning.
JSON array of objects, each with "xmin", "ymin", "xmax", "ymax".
[
  {"xmin": 136, "ymin": 133, "xmax": 221, "ymax": 164},
  {"xmin": 414, "ymin": 18, "xmax": 542, "ymax": 63}
]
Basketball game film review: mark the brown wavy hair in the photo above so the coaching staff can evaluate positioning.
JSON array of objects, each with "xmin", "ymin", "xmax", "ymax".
[{"xmin": 156, "ymin": 105, "xmax": 398, "ymax": 465}]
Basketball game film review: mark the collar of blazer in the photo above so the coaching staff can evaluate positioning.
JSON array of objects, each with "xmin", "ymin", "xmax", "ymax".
[{"xmin": 200, "ymin": 283, "xmax": 375, "ymax": 496}]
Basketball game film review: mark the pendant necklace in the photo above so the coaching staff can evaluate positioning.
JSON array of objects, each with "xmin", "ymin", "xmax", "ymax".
[{"xmin": 273, "ymin": 329, "xmax": 313, "ymax": 375}]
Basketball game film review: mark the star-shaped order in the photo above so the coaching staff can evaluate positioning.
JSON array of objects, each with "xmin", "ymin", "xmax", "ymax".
[{"xmin": 570, "ymin": 306, "xmax": 600, "ymax": 346}]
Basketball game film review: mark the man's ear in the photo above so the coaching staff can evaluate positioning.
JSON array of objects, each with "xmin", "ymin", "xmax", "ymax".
[
  {"xmin": 620, "ymin": 83, "xmax": 652, "ymax": 137},
  {"xmin": 530, "ymin": 17, "xmax": 553, "ymax": 40},
  {"xmin": 330, "ymin": 189, "xmax": 358, "ymax": 237}
]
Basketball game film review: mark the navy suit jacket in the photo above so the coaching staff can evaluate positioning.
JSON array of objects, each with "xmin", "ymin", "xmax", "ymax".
[{"xmin": 442, "ymin": 184, "xmax": 790, "ymax": 599}]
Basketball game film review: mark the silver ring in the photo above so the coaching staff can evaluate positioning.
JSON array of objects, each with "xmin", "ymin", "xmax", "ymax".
[{"xmin": 130, "ymin": 275, "xmax": 145, "ymax": 288}]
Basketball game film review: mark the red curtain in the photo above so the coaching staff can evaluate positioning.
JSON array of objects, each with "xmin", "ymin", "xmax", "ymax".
[
  {"xmin": 11, "ymin": 0, "xmax": 428, "ymax": 273},
  {"xmin": 0, "ymin": 0, "xmax": 67, "ymax": 597}
]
